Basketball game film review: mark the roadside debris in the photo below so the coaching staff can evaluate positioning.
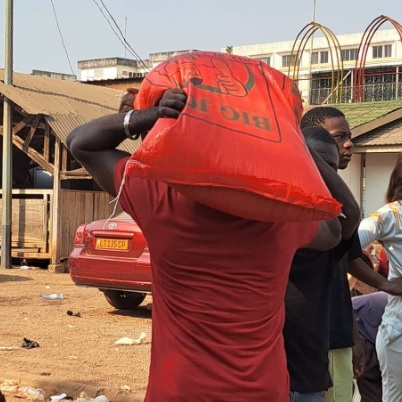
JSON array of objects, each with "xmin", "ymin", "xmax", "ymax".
[
  {"xmin": 50, "ymin": 393, "xmax": 72, "ymax": 401},
  {"xmin": 75, "ymin": 392, "xmax": 109, "ymax": 402},
  {"xmin": 114, "ymin": 332, "xmax": 147, "ymax": 346},
  {"xmin": 41, "ymin": 293, "xmax": 64, "ymax": 300},
  {"xmin": 119, "ymin": 385, "xmax": 131, "ymax": 393},
  {"xmin": 12, "ymin": 386, "xmax": 45, "ymax": 401},
  {"xmin": 21, "ymin": 338, "xmax": 40, "ymax": 349},
  {"xmin": 20, "ymin": 258, "xmax": 31, "ymax": 270},
  {"xmin": 0, "ymin": 346, "xmax": 20, "ymax": 351},
  {"xmin": 67, "ymin": 310, "xmax": 81, "ymax": 317},
  {"xmin": 0, "ymin": 379, "xmax": 18, "ymax": 393}
]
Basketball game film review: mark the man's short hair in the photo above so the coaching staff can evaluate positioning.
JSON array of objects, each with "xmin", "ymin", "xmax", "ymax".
[
  {"xmin": 301, "ymin": 126, "xmax": 338, "ymax": 147},
  {"xmin": 301, "ymin": 107, "xmax": 345, "ymax": 129}
]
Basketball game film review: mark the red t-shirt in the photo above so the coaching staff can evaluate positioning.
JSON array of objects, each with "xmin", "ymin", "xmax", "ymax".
[{"xmin": 115, "ymin": 157, "xmax": 318, "ymax": 402}]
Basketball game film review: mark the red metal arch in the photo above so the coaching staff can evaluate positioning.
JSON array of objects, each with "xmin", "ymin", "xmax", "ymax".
[{"xmin": 353, "ymin": 15, "xmax": 402, "ymax": 102}]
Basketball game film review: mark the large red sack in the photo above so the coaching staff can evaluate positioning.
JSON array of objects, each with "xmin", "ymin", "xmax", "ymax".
[{"xmin": 126, "ymin": 51, "xmax": 341, "ymax": 222}]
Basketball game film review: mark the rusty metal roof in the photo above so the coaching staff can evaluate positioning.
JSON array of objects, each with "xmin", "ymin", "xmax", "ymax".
[
  {"xmin": 0, "ymin": 70, "xmax": 140, "ymax": 153},
  {"xmin": 3, "ymin": 70, "xmax": 401, "ymax": 152},
  {"xmin": 305, "ymin": 101, "xmax": 402, "ymax": 147},
  {"xmin": 353, "ymin": 117, "xmax": 402, "ymax": 147},
  {"xmin": 334, "ymin": 100, "xmax": 402, "ymax": 130}
]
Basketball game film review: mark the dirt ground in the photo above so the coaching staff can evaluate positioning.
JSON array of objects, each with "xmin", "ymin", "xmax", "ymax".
[{"xmin": 0, "ymin": 267, "xmax": 152, "ymax": 402}]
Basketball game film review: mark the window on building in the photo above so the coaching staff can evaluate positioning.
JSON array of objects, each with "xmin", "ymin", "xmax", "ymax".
[
  {"xmin": 320, "ymin": 51, "xmax": 329, "ymax": 63},
  {"xmin": 282, "ymin": 54, "xmax": 297, "ymax": 67},
  {"xmin": 341, "ymin": 48, "xmax": 358, "ymax": 61},
  {"xmin": 385, "ymin": 44, "xmax": 392, "ymax": 57},
  {"xmin": 122, "ymin": 70, "xmax": 129, "ymax": 77},
  {"xmin": 311, "ymin": 52, "xmax": 319, "ymax": 64},
  {"xmin": 257, "ymin": 57, "xmax": 271, "ymax": 66},
  {"xmin": 372, "ymin": 44, "xmax": 392, "ymax": 59},
  {"xmin": 311, "ymin": 51, "xmax": 329, "ymax": 64},
  {"xmin": 373, "ymin": 46, "xmax": 382, "ymax": 58}
]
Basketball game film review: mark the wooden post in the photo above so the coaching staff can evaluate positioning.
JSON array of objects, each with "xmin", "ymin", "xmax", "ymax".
[
  {"xmin": 44, "ymin": 123, "xmax": 50, "ymax": 161},
  {"xmin": 49, "ymin": 137, "xmax": 64, "ymax": 272}
]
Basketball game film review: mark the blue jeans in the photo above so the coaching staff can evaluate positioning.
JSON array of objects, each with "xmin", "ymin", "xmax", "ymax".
[{"xmin": 289, "ymin": 391, "xmax": 325, "ymax": 402}]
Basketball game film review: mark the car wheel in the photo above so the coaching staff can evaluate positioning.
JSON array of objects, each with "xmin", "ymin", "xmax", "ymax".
[{"xmin": 102, "ymin": 290, "xmax": 146, "ymax": 310}]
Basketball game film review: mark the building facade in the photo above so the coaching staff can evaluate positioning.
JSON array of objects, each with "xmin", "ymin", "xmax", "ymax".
[
  {"xmin": 224, "ymin": 28, "xmax": 402, "ymax": 105},
  {"xmin": 77, "ymin": 30, "xmax": 402, "ymax": 216},
  {"xmin": 78, "ymin": 30, "xmax": 402, "ymax": 106},
  {"xmin": 78, "ymin": 57, "xmax": 147, "ymax": 81},
  {"xmin": 78, "ymin": 50, "xmax": 196, "ymax": 82}
]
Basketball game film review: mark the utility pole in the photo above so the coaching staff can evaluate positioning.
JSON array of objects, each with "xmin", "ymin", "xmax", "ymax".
[
  {"xmin": 312, "ymin": 0, "xmax": 316, "ymax": 22},
  {"xmin": 1, "ymin": 0, "xmax": 14, "ymax": 269}
]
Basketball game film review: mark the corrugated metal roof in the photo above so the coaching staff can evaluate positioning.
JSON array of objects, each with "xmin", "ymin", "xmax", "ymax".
[
  {"xmin": 353, "ymin": 117, "xmax": 402, "ymax": 146},
  {"xmin": 0, "ymin": 70, "xmax": 140, "ymax": 153},
  {"xmin": 3, "ymin": 70, "xmax": 401, "ymax": 151},
  {"xmin": 305, "ymin": 101, "xmax": 402, "ymax": 147}
]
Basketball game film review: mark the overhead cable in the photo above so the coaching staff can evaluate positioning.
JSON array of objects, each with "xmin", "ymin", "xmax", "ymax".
[
  {"xmin": 49, "ymin": 0, "xmax": 77, "ymax": 79},
  {"xmin": 91, "ymin": 0, "xmax": 150, "ymax": 71}
]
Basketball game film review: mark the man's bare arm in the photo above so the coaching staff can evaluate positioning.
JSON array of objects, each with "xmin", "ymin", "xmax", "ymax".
[
  {"xmin": 67, "ymin": 110, "xmax": 156, "ymax": 196},
  {"xmin": 348, "ymin": 258, "xmax": 402, "ymax": 296},
  {"xmin": 67, "ymin": 89, "xmax": 187, "ymax": 196}
]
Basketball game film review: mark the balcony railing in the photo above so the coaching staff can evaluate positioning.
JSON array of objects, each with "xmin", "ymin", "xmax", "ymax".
[{"xmin": 310, "ymin": 82, "xmax": 402, "ymax": 104}]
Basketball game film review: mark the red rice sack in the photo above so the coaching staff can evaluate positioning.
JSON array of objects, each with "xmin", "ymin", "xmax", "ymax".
[{"xmin": 127, "ymin": 51, "xmax": 341, "ymax": 222}]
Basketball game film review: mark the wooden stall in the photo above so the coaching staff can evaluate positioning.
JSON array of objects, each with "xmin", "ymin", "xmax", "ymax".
[{"xmin": 0, "ymin": 71, "xmax": 139, "ymax": 270}]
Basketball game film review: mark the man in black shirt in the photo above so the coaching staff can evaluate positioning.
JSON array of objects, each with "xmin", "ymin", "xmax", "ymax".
[
  {"xmin": 285, "ymin": 126, "xmax": 360, "ymax": 402},
  {"xmin": 299, "ymin": 107, "xmax": 362, "ymax": 402},
  {"xmin": 299, "ymin": 107, "xmax": 402, "ymax": 402}
]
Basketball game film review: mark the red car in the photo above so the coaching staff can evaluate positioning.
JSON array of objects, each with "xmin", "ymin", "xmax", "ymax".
[{"xmin": 69, "ymin": 211, "xmax": 151, "ymax": 309}]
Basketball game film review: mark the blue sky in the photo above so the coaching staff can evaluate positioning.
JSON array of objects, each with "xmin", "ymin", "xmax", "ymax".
[{"xmin": 0, "ymin": 0, "xmax": 402, "ymax": 75}]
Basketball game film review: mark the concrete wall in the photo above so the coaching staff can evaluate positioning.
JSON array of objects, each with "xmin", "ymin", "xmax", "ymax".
[
  {"xmin": 80, "ymin": 65, "xmax": 147, "ymax": 81},
  {"xmin": 80, "ymin": 66, "xmax": 118, "ymax": 81},
  {"xmin": 337, "ymin": 152, "xmax": 400, "ymax": 218},
  {"xmin": 337, "ymin": 153, "xmax": 400, "ymax": 219},
  {"xmin": 338, "ymin": 153, "xmax": 362, "ymax": 209},
  {"xmin": 363, "ymin": 152, "xmax": 399, "ymax": 217}
]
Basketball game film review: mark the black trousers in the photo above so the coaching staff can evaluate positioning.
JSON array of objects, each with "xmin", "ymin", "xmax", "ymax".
[{"xmin": 356, "ymin": 338, "xmax": 382, "ymax": 402}]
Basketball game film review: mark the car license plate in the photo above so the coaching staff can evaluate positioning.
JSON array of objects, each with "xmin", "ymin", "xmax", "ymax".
[{"xmin": 95, "ymin": 238, "xmax": 129, "ymax": 250}]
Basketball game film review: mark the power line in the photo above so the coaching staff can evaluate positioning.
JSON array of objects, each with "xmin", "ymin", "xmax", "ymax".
[
  {"xmin": 98, "ymin": 0, "xmax": 149, "ymax": 69},
  {"xmin": 91, "ymin": 0, "xmax": 150, "ymax": 71},
  {"xmin": 93, "ymin": 0, "xmax": 150, "ymax": 71},
  {"xmin": 49, "ymin": 0, "xmax": 77, "ymax": 79}
]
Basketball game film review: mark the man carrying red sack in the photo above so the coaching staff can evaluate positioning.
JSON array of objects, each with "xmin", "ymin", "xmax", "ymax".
[{"xmin": 67, "ymin": 87, "xmax": 346, "ymax": 401}]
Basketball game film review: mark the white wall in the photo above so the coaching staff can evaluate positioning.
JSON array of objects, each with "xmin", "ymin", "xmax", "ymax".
[
  {"xmin": 116, "ymin": 65, "xmax": 139, "ymax": 78},
  {"xmin": 80, "ymin": 66, "xmax": 119, "ymax": 81},
  {"xmin": 338, "ymin": 154, "xmax": 362, "ymax": 208},
  {"xmin": 363, "ymin": 153, "xmax": 399, "ymax": 217}
]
